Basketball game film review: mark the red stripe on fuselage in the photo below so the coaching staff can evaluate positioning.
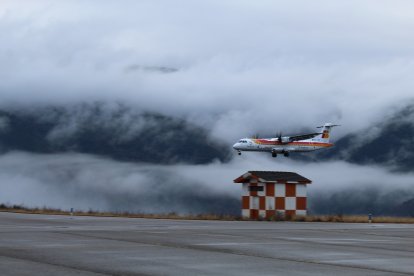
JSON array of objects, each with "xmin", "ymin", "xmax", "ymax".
[{"xmin": 252, "ymin": 139, "xmax": 332, "ymax": 147}]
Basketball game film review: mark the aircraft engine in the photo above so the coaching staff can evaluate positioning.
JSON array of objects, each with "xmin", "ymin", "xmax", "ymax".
[{"xmin": 281, "ymin": 137, "xmax": 290, "ymax": 143}]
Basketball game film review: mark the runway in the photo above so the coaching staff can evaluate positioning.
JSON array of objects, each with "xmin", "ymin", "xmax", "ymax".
[{"xmin": 0, "ymin": 212, "xmax": 413, "ymax": 275}]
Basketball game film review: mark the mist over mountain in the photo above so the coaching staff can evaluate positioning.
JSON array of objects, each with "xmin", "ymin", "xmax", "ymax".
[
  {"xmin": 1, "ymin": 1, "xmax": 414, "ymax": 218},
  {"xmin": 0, "ymin": 152, "xmax": 240, "ymax": 215},
  {"xmin": 0, "ymin": 102, "xmax": 413, "ymax": 217},
  {"xmin": 1, "ymin": 101, "xmax": 413, "ymax": 171},
  {"xmin": 309, "ymin": 186, "xmax": 414, "ymax": 217},
  {"xmin": 0, "ymin": 101, "xmax": 413, "ymax": 218},
  {"xmin": 318, "ymin": 103, "xmax": 414, "ymax": 172},
  {"xmin": 0, "ymin": 103, "xmax": 230, "ymax": 164}
]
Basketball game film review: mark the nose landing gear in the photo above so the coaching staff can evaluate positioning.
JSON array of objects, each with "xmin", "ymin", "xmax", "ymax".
[{"xmin": 238, "ymin": 150, "xmax": 241, "ymax": 156}]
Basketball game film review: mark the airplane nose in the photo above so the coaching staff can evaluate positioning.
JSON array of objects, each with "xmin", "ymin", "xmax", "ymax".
[{"xmin": 232, "ymin": 143, "xmax": 238, "ymax": 150}]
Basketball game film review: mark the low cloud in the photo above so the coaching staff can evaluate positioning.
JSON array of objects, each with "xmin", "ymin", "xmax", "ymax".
[
  {"xmin": 0, "ymin": 151, "xmax": 413, "ymax": 216},
  {"xmin": 0, "ymin": 152, "xmax": 239, "ymax": 214},
  {"xmin": 0, "ymin": 116, "xmax": 9, "ymax": 132}
]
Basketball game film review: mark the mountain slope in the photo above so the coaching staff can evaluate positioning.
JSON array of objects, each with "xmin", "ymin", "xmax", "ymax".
[
  {"xmin": 0, "ymin": 103, "xmax": 231, "ymax": 164},
  {"xmin": 317, "ymin": 103, "xmax": 414, "ymax": 172}
]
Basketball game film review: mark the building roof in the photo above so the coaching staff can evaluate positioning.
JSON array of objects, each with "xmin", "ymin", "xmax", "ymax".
[{"xmin": 234, "ymin": 171, "xmax": 312, "ymax": 184}]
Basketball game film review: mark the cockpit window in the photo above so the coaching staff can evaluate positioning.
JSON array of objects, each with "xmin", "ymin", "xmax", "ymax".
[{"xmin": 238, "ymin": 140, "xmax": 248, "ymax": 143}]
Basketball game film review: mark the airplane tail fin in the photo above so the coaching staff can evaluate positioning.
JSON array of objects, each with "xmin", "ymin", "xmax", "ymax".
[{"xmin": 316, "ymin": 123, "xmax": 340, "ymax": 143}]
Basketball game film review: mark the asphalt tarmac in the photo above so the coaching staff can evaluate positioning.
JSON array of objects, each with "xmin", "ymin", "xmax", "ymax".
[{"xmin": 0, "ymin": 212, "xmax": 413, "ymax": 275}]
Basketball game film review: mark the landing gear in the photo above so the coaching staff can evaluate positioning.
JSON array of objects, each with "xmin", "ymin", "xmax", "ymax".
[
  {"xmin": 238, "ymin": 151, "xmax": 241, "ymax": 156},
  {"xmin": 283, "ymin": 152, "xmax": 290, "ymax": 157},
  {"xmin": 271, "ymin": 151, "xmax": 277, "ymax": 158}
]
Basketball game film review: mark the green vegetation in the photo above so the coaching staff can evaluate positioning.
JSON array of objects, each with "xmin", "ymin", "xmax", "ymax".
[
  {"xmin": 289, "ymin": 215, "xmax": 414, "ymax": 223},
  {"xmin": 1, "ymin": 204, "xmax": 414, "ymax": 223},
  {"xmin": 0, "ymin": 204, "xmax": 238, "ymax": 221}
]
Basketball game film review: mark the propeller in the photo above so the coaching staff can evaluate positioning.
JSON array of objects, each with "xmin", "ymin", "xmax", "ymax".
[{"xmin": 276, "ymin": 132, "xmax": 283, "ymax": 143}]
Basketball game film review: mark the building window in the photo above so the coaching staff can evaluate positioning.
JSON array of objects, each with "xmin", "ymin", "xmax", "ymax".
[{"xmin": 249, "ymin": 186, "xmax": 264, "ymax": 192}]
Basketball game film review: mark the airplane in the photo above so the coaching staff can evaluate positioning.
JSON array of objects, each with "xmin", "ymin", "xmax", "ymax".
[{"xmin": 232, "ymin": 123, "xmax": 339, "ymax": 158}]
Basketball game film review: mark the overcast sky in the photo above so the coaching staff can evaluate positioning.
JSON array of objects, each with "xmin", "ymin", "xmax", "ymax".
[
  {"xmin": 1, "ymin": 1, "xmax": 414, "ymax": 213},
  {"xmin": 1, "ymin": 0, "xmax": 414, "ymax": 141}
]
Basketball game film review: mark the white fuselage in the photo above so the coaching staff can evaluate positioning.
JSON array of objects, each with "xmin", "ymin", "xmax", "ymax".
[{"xmin": 232, "ymin": 137, "xmax": 333, "ymax": 153}]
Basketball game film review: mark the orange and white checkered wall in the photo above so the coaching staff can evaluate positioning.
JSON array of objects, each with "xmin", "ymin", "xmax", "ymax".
[{"xmin": 241, "ymin": 182, "xmax": 307, "ymax": 219}]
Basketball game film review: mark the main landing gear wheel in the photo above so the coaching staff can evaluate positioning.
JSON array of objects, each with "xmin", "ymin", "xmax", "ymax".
[
  {"xmin": 283, "ymin": 152, "xmax": 290, "ymax": 157},
  {"xmin": 271, "ymin": 152, "xmax": 277, "ymax": 158}
]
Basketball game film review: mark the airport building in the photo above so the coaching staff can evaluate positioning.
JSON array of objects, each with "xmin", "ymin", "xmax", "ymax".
[{"xmin": 234, "ymin": 171, "xmax": 312, "ymax": 219}]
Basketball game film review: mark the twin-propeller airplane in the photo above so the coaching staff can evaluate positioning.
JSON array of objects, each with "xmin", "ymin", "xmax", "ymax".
[{"xmin": 233, "ymin": 123, "xmax": 339, "ymax": 158}]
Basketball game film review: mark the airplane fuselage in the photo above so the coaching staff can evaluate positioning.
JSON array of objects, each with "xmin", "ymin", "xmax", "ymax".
[
  {"xmin": 233, "ymin": 123, "xmax": 338, "ymax": 157},
  {"xmin": 232, "ymin": 138, "xmax": 333, "ymax": 154}
]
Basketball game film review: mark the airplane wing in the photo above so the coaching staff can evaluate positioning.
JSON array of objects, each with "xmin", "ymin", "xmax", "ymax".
[{"xmin": 288, "ymin": 132, "xmax": 320, "ymax": 142}]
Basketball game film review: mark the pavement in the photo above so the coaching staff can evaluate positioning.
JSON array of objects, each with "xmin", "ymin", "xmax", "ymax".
[{"xmin": 0, "ymin": 212, "xmax": 413, "ymax": 275}]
